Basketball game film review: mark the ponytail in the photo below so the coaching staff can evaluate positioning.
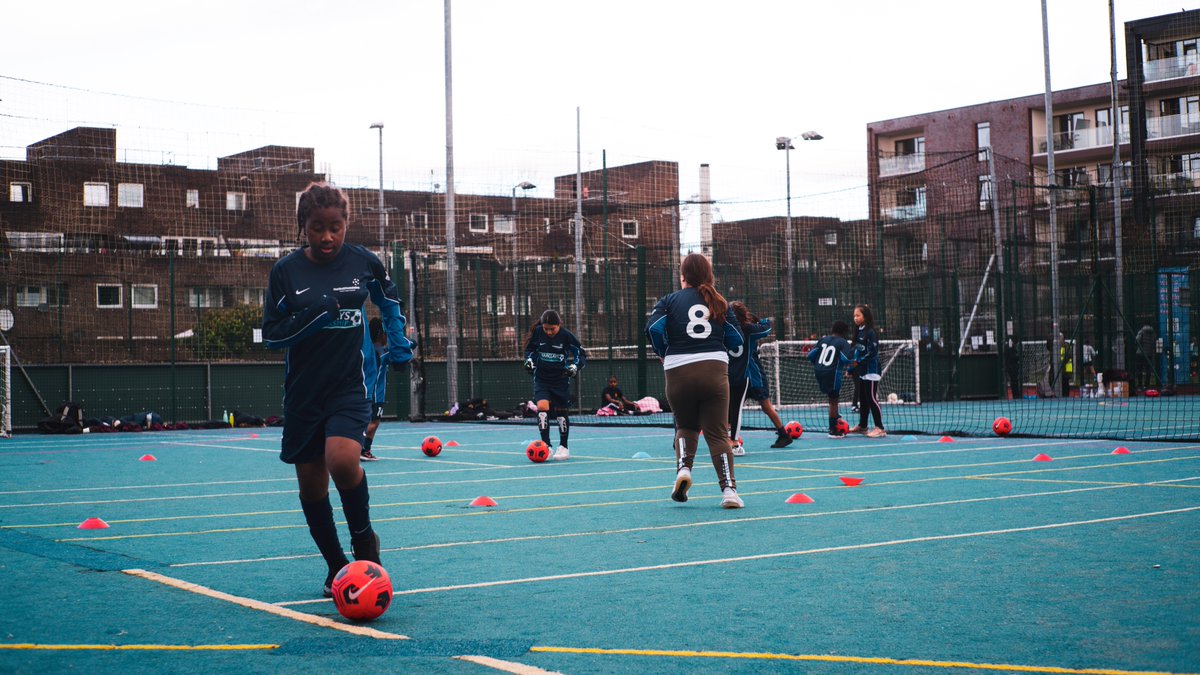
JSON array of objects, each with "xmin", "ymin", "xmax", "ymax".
[
  {"xmin": 697, "ymin": 284, "xmax": 727, "ymax": 324},
  {"xmin": 680, "ymin": 253, "xmax": 727, "ymax": 323}
]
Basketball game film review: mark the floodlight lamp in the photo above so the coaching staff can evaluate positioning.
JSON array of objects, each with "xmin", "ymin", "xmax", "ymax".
[
  {"xmin": 369, "ymin": 122, "xmax": 384, "ymax": 130},
  {"xmin": 801, "ymin": 131, "xmax": 824, "ymax": 141},
  {"xmin": 775, "ymin": 136, "xmax": 793, "ymax": 150},
  {"xmin": 516, "ymin": 181, "xmax": 536, "ymax": 190}
]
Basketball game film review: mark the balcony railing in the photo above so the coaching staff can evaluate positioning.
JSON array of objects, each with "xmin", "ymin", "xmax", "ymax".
[
  {"xmin": 1147, "ymin": 113, "xmax": 1200, "ymax": 140},
  {"xmin": 1145, "ymin": 54, "xmax": 1200, "ymax": 82},
  {"xmin": 882, "ymin": 203, "xmax": 926, "ymax": 221},
  {"xmin": 1036, "ymin": 126, "xmax": 1129, "ymax": 153},
  {"xmin": 878, "ymin": 153, "xmax": 925, "ymax": 177}
]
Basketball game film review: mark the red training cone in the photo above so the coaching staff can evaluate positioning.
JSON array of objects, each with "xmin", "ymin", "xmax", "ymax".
[
  {"xmin": 839, "ymin": 476, "xmax": 864, "ymax": 487},
  {"xmin": 1033, "ymin": 453, "xmax": 1053, "ymax": 462},
  {"xmin": 249, "ymin": 433, "xmax": 259, "ymax": 439},
  {"xmin": 785, "ymin": 493, "xmax": 814, "ymax": 504},
  {"xmin": 446, "ymin": 441, "xmax": 460, "ymax": 447},
  {"xmin": 939, "ymin": 436, "xmax": 954, "ymax": 443},
  {"xmin": 139, "ymin": 454, "xmax": 157, "ymax": 462},
  {"xmin": 469, "ymin": 496, "xmax": 498, "ymax": 507},
  {"xmin": 77, "ymin": 518, "xmax": 109, "ymax": 530},
  {"xmin": 1112, "ymin": 447, "xmax": 1131, "ymax": 455}
]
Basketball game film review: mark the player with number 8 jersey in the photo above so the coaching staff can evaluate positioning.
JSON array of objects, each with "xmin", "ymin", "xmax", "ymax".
[{"xmin": 646, "ymin": 253, "xmax": 745, "ymax": 508}]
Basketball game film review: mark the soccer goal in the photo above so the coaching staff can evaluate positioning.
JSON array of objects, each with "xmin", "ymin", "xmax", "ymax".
[{"xmin": 758, "ymin": 339, "xmax": 921, "ymax": 412}]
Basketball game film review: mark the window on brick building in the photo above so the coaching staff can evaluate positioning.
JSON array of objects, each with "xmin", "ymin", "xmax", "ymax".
[
  {"xmin": 84, "ymin": 182, "xmax": 109, "ymax": 207},
  {"xmin": 118, "ymin": 183, "xmax": 144, "ymax": 208}
]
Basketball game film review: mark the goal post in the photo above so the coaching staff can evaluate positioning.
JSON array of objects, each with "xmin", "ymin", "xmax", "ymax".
[
  {"xmin": 759, "ymin": 339, "xmax": 921, "ymax": 412},
  {"xmin": 0, "ymin": 346, "xmax": 10, "ymax": 437}
]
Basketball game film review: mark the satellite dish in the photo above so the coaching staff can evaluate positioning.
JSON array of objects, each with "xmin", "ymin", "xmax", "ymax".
[{"xmin": 0, "ymin": 309, "xmax": 13, "ymax": 332}]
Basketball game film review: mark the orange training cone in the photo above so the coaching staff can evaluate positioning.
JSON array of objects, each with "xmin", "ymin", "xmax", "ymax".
[
  {"xmin": 785, "ymin": 493, "xmax": 815, "ymax": 504},
  {"xmin": 139, "ymin": 454, "xmax": 157, "ymax": 462},
  {"xmin": 1112, "ymin": 447, "xmax": 1131, "ymax": 455},
  {"xmin": 839, "ymin": 476, "xmax": 864, "ymax": 487},
  {"xmin": 939, "ymin": 436, "xmax": 954, "ymax": 443},
  {"xmin": 77, "ymin": 518, "xmax": 109, "ymax": 530},
  {"xmin": 1033, "ymin": 453, "xmax": 1053, "ymax": 462},
  {"xmin": 446, "ymin": 441, "xmax": 460, "ymax": 447},
  {"xmin": 469, "ymin": 496, "xmax": 498, "ymax": 507}
]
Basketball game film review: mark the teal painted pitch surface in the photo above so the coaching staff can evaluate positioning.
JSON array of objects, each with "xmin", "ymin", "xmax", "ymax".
[{"xmin": 0, "ymin": 425, "xmax": 1197, "ymax": 674}]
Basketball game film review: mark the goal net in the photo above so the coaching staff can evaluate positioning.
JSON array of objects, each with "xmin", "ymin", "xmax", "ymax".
[
  {"xmin": 757, "ymin": 339, "xmax": 920, "ymax": 413},
  {"xmin": 0, "ymin": 346, "xmax": 10, "ymax": 437}
]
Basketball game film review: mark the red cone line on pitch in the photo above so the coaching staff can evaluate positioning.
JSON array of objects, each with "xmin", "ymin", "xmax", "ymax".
[
  {"xmin": 939, "ymin": 436, "xmax": 954, "ymax": 443},
  {"xmin": 1033, "ymin": 453, "xmax": 1053, "ymax": 462},
  {"xmin": 469, "ymin": 496, "xmax": 497, "ymax": 507},
  {"xmin": 785, "ymin": 493, "xmax": 814, "ymax": 504},
  {"xmin": 446, "ymin": 441, "xmax": 460, "ymax": 447},
  {"xmin": 77, "ymin": 518, "xmax": 109, "ymax": 530},
  {"xmin": 1112, "ymin": 447, "xmax": 1131, "ymax": 455},
  {"xmin": 839, "ymin": 476, "xmax": 864, "ymax": 487},
  {"xmin": 139, "ymin": 454, "xmax": 157, "ymax": 462}
]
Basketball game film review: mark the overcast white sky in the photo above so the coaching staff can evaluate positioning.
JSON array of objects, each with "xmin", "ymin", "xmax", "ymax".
[{"xmin": 1, "ymin": 1, "xmax": 1194, "ymax": 245}]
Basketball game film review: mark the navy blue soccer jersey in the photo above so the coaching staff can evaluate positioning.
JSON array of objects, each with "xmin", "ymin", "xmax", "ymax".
[
  {"xmin": 852, "ymin": 325, "xmax": 881, "ymax": 379},
  {"xmin": 263, "ymin": 244, "xmax": 412, "ymax": 411},
  {"xmin": 646, "ymin": 288, "xmax": 743, "ymax": 369},
  {"xmin": 729, "ymin": 318, "xmax": 772, "ymax": 385},
  {"xmin": 809, "ymin": 334, "xmax": 852, "ymax": 395},
  {"xmin": 524, "ymin": 325, "xmax": 584, "ymax": 385}
]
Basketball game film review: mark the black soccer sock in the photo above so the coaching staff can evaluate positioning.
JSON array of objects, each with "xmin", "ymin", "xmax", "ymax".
[
  {"xmin": 337, "ymin": 472, "xmax": 373, "ymax": 540},
  {"xmin": 537, "ymin": 411, "xmax": 551, "ymax": 445},
  {"xmin": 557, "ymin": 414, "xmax": 570, "ymax": 448},
  {"xmin": 363, "ymin": 436, "xmax": 373, "ymax": 453},
  {"xmin": 300, "ymin": 494, "xmax": 349, "ymax": 570}
]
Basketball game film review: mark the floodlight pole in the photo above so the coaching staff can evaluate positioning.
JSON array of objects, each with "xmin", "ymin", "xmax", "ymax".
[
  {"xmin": 369, "ymin": 123, "xmax": 385, "ymax": 252},
  {"xmin": 777, "ymin": 132, "xmax": 822, "ymax": 339}
]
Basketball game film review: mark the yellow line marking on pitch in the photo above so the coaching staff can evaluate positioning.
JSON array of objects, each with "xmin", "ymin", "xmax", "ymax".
[
  {"xmin": 121, "ymin": 569, "xmax": 407, "ymax": 640},
  {"xmin": 0, "ymin": 643, "xmax": 278, "ymax": 652},
  {"xmin": 453, "ymin": 655, "xmax": 563, "ymax": 674},
  {"xmin": 527, "ymin": 646, "xmax": 1196, "ymax": 675}
]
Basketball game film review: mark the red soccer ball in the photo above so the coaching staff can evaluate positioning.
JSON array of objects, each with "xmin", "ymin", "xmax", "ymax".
[
  {"xmin": 835, "ymin": 418, "xmax": 850, "ymax": 435},
  {"xmin": 1145, "ymin": 389, "xmax": 1160, "ymax": 398},
  {"xmin": 993, "ymin": 417, "xmax": 1013, "ymax": 436},
  {"xmin": 526, "ymin": 440, "xmax": 550, "ymax": 463},
  {"xmin": 421, "ymin": 436, "xmax": 443, "ymax": 457},
  {"xmin": 331, "ymin": 560, "xmax": 393, "ymax": 622},
  {"xmin": 783, "ymin": 421, "xmax": 803, "ymax": 439}
]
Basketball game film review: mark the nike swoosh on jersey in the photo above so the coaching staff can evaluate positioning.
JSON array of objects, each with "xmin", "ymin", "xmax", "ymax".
[{"xmin": 295, "ymin": 288, "xmax": 310, "ymax": 295}]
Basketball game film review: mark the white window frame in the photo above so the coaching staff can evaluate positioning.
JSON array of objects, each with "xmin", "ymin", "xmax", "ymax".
[
  {"xmin": 409, "ymin": 212, "xmax": 429, "ymax": 228},
  {"xmin": 240, "ymin": 288, "xmax": 266, "ymax": 306},
  {"xmin": 117, "ymin": 182, "xmax": 144, "ymax": 208},
  {"xmin": 96, "ymin": 284, "xmax": 123, "ymax": 309},
  {"xmin": 492, "ymin": 214, "xmax": 515, "ymax": 234},
  {"xmin": 186, "ymin": 189, "xmax": 200, "ymax": 208},
  {"xmin": 188, "ymin": 287, "xmax": 223, "ymax": 308},
  {"xmin": 131, "ymin": 284, "xmax": 158, "ymax": 309},
  {"xmin": 16, "ymin": 286, "xmax": 45, "ymax": 308},
  {"xmin": 978, "ymin": 174, "xmax": 994, "ymax": 211},
  {"xmin": 84, "ymin": 182, "xmax": 109, "ymax": 207},
  {"xmin": 976, "ymin": 122, "xmax": 991, "ymax": 162},
  {"xmin": 9, "ymin": 182, "xmax": 32, "ymax": 203},
  {"xmin": 226, "ymin": 191, "xmax": 247, "ymax": 211},
  {"xmin": 824, "ymin": 231, "xmax": 838, "ymax": 246},
  {"xmin": 469, "ymin": 213, "xmax": 488, "ymax": 233},
  {"xmin": 621, "ymin": 219, "xmax": 639, "ymax": 239}
]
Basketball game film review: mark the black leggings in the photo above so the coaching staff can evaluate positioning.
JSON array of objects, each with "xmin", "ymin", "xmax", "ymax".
[{"xmin": 855, "ymin": 377, "xmax": 883, "ymax": 429}]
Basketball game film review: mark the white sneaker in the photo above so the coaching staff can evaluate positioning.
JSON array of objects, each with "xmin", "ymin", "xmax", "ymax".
[
  {"xmin": 553, "ymin": 445, "xmax": 570, "ymax": 461},
  {"xmin": 671, "ymin": 467, "xmax": 692, "ymax": 502},
  {"xmin": 730, "ymin": 442, "xmax": 745, "ymax": 457},
  {"xmin": 720, "ymin": 487, "xmax": 744, "ymax": 509}
]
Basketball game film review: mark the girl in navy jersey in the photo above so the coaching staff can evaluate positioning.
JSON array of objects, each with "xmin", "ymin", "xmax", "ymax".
[
  {"xmin": 523, "ymin": 309, "xmax": 584, "ymax": 460},
  {"xmin": 263, "ymin": 182, "xmax": 413, "ymax": 597},
  {"xmin": 727, "ymin": 301, "xmax": 790, "ymax": 454},
  {"xmin": 646, "ymin": 253, "xmax": 745, "ymax": 508},
  {"xmin": 848, "ymin": 304, "xmax": 886, "ymax": 438}
]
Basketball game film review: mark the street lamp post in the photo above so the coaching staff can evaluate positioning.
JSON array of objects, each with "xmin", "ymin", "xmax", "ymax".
[
  {"xmin": 776, "ymin": 131, "xmax": 822, "ymax": 339},
  {"xmin": 511, "ymin": 181, "xmax": 535, "ymax": 338},
  {"xmin": 369, "ymin": 123, "xmax": 385, "ymax": 250}
]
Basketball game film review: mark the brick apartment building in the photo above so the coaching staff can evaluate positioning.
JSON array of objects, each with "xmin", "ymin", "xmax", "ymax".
[{"xmin": 0, "ymin": 127, "xmax": 680, "ymax": 363}]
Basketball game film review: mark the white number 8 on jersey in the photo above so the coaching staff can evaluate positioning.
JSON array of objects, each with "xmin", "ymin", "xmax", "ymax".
[{"xmin": 686, "ymin": 303, "xmax": 712, "ymax": 339}]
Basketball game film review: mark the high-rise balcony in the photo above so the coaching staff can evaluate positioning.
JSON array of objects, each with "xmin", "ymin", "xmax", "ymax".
[
  {"xmin": 878, "ymin": 153, "xmax": 925, "ymax": 177},
  {"xmin": 1036, "ymin": 126, "xmax": 1129, "ymax": 154},
  {"xmin": 1145, "ymin": 54, "xmax": 1200, "ymax": 82}
]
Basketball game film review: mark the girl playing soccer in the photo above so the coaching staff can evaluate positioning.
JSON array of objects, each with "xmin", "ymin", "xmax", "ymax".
[
  {"xmin": 262, "ymin": 182, "xmax": 412, "ymax": 597},
  {"xmin": 646, "ymin": 253, "xmax": 745, "ymax": 508},
  {"xmin": 848, "ymin": 304, "xmax": 886, "ymax": 438},
  {"xmin": 727, "ymin": 301, "xmax": 790, "ymax": 454},
  {"xmin": 524, "ymin": 309, "xmax": 584, "ymax": 460}
]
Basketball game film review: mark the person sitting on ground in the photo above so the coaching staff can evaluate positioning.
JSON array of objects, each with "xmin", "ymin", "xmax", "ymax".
[{"xmin": 601, "ymin": 376, "xmax": 638, "ymax": 414}]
